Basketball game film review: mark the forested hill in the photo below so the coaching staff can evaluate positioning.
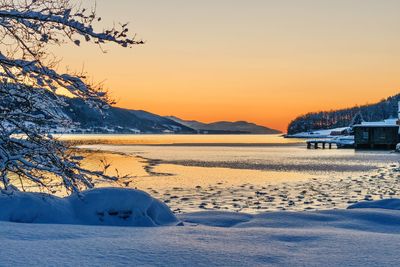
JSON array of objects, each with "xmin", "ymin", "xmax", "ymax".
[
  {"xmin": 287, "ymin": 94, "xmax": 400, "ymax": 134},
  {"xmin": 60, "ymin": 98, "xmax": 196, "ymax": 134}
]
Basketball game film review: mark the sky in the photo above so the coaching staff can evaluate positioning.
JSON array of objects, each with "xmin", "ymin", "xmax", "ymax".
[{"xmin": 56, "ymin": 0, "xmax": 400, "ymax": 131}]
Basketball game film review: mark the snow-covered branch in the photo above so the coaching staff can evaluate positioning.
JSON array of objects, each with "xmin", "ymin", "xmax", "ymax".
[{"xmin": 0, "ymin": 0, "xmax": 140, "ymax": 193}]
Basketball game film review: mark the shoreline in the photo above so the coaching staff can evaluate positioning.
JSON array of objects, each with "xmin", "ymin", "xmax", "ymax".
[{"xmin": 77, "ymin": 145, "xmax": 400, "ymax": 214}]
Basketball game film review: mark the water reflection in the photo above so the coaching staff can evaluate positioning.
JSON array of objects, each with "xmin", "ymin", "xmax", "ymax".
[{"xmin": 70, "ymin": 134, "xmax": 400, "ymax": 214}]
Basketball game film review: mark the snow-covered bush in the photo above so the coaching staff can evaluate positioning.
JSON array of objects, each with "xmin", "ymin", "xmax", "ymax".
[
  {"xmin": 0, "ymin": 188, "xmax": 179, "ymax": 226},
  {"xmin": 0, "ymin": 0, "xmax": 142, "ymax": 193}
]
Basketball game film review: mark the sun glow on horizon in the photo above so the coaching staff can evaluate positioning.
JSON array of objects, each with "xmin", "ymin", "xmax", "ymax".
[{"xmin": 57, "ymin": 0, "xmax": 400, "ymax": 132}]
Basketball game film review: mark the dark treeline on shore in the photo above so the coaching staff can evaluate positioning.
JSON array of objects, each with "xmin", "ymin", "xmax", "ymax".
[{"xmin": 287, "ymin": 94, "xmax": 400, "ymax": 134}]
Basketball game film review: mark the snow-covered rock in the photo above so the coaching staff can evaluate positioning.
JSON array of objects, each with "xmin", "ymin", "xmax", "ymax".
[
  {"xmin": 0, "ymin": 188, "xmax": 178, "ymax": 227},
  {"xmin": 69, "ymin": 188, "xmax": 178, "ymax": 227}
]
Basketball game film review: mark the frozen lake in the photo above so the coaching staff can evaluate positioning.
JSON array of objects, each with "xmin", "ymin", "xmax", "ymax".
[{"xmin": 61, "ymin": 134, "xmax": 400, "ymax": 213}]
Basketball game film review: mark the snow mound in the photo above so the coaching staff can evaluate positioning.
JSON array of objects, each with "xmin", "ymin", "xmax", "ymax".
[
  {"xmin": 180, "ymin": 199, "xmax": 400, "ymax": 233},
  {"xmin": 69, "ymin": 188, "xmax": 178, "ymax": 226},
  {"xmin": 0, "ymin": 191, "xmax": 74, "ymax": 224},
  {"xmin": 180, "ymin": 211, "xmax": 254, "ymax": 227},
  {"xmin": 181, "ymin": 209, "xmax": 400, "ymax": 230},
  {"xmin": 348, "ymin": 198, "xmax": 400, "ymax": 211},
  {"xmin": 0, "ymin": 188, "xmax": 178, "ymax": 227}
]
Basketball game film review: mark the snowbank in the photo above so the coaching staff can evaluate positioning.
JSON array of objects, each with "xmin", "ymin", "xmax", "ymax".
[
  {"xmin": 1, "ymin": 194, "xmax": 400, "ymax": 265},
  {"xmin": 0, "ymin": 188, "xmax": 178, "ymax": 227},
  {"xmin": 1, "ymin": 199, "xmax": 400, "ymax": 266},
  {"xmin": 348, "ymin": 198, "xmax": 400, "ymax": 211}
]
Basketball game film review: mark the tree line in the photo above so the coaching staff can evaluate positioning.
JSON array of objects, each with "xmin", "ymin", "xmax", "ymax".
[{"xmin": 287, "ymin": 94, "xmax": 400, "ymax": 134}]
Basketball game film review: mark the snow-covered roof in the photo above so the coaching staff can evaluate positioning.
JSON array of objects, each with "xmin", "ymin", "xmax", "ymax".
[{"xmin": 354, "ymin": 118, "xmax": 399, "ymax": 128}]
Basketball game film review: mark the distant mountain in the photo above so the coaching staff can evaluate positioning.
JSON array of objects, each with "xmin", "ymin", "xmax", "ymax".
[
  {"xmin": 58, "ymin": 98, "xmax": 196, "ymax": 134},
  {"xmin": 166, "ymin": 116, "xmax": 281, "ymax": 134},
  {"xmin": 287, "ymin": 93, "xmax": 400, "ymax": 135},
  {"xmin": 48, "ymin": 97, "xmax": 281, "ymax": 135}
]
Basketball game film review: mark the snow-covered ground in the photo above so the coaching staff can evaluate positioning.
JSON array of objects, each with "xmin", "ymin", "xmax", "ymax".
[
  {"xmin": 0, "ymin": 188, "xmax": 178, "ymax": 227},
  {"xmin": 286, "ymin": 127, "xmax": 349, "ymax": 138},
  {"xmin": 1, "ymin": 188, "xmax": 400, "ymax": 266},
  {"xmin": 287, "ymin": 118, "xmax": 399, "ymax": 139}
]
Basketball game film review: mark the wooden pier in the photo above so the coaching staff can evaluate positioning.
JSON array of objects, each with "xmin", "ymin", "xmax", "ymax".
[{"xmin": 306, "ymin": 140, "xmax": 336, "ymax": 149}]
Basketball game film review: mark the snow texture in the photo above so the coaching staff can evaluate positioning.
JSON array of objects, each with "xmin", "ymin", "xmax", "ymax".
[
  {"xmin": 1, "ymin": 190, "xmax": 400, "ymax": 266},
  {"xmin": 348, "ymin": 198, "xmax": 400, "ymax": 211},
  {"xmin": 0, "ymin": 188, "xmax": 178, "ymax": 227},
  {"xmin": 286, "ymin": 127, "xmax": 349, "ymax": 138}
]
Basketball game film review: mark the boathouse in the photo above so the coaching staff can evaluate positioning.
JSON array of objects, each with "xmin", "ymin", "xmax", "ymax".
[{"xmin": 353, "ymin": 124, "xmax": 399, "ymax": 149}]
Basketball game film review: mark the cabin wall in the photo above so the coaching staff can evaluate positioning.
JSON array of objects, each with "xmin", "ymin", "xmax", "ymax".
[{"xmin": 354, "ymin": 126, "xmax": 399, "ymax": 149}]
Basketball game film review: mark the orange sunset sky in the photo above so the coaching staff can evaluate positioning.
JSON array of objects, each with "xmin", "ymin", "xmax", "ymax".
[{"xmin": 56, "ymin": 0, "xmax": 400, "ymax": 132}]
